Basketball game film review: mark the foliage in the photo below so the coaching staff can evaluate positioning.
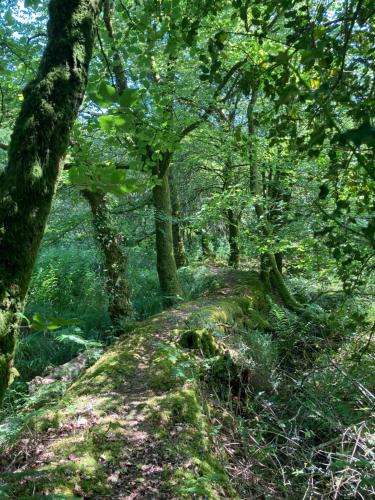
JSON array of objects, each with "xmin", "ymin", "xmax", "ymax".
[{"xmin": 0, "ymin": 0, "xmax": 374, "ymax": 497}]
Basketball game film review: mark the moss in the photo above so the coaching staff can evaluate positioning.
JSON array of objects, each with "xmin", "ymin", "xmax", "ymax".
[
  {"xmin": 69, "ymin": 325, "xmax": 151, "ymax": 397},
  {"xmin": 144, "ymin": 330, "xmax": 237, "ymax": 498},
  {"xmin": 186, "ymin": 295, "xmax": 272, "ymax": 336},
  {"xmin": 179, "ymin": 296, "xmax": 274, "ymax": 398},
  {"xmin": 1, "ymin": 270, "xmax": 271, "ymax": 498},
  {"xmin": 28, "ymin": 409, "xmax": 63, "ymax": 433},
  {"xmin": 148, "ymin": 342, "xmax": 195, "ymax": 391},
  {"xmin": 70, "ymin": 347, "xmax": 137, "ymax": 395},
  {"xmin": 0, "ymin": 311, "xmax": 17, "ymax": 401},
  {"xmin": 180, "ymin": 328, "xmax": 221, "ymax": 357},
  {"xmin": 146, "ymin": 387, "xmax": 237, "ymax": 498},
  {"xmin": 5, "ymin": 416, "xmax": 132, "ymax": 497}
]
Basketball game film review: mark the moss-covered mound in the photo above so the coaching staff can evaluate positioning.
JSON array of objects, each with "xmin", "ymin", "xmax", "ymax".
[{"xmin": 0, "ymin": 269, "xmax": 270, "ymax": 499}]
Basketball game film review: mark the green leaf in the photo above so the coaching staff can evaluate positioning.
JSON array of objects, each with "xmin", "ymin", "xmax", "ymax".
[
  {"xmin": 118, "ymin": 88, "xmax": 138, "ymax": 107},
  {"xmin": 56, "ymin": 334, "xmax": 103, "ymax": 348},
  {"xmin": 5, "ymin": 10, "xmax": 14, "ymax": 24},
  {"xmin": 98, "ymin": 114, "xmax": 127, "ymax": 131},
  {"xmin": 69, "ymin": 164, "xmax": 153, "ymax": 196},
  {"xmin": 97, "ymin": 82, "xmax": 118, "ymax": 103}
]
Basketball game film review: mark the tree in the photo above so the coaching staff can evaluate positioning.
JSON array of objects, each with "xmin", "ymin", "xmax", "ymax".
[
  {"xmin": 82, "ymin": 189, "xmax": 133, "ymax": 324},
  {"xmin": 0, "ymin": 0, "xmax": 103, "ymax": 403},
  {"xmin": 169, "ymin": 165, "xmax": 187, "ymax": 269}
]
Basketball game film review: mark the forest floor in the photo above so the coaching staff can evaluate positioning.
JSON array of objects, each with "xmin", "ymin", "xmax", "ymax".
[{"xmin": 1, "ymin": 266, "xmax": 264, "ymax": 499}]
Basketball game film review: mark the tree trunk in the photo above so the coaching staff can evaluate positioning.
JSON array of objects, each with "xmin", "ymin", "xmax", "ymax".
[
  {"xmin": 152, "ymin": 168, "xmax": 182, "ymax": 308},
  {"xmin": 200, "ymin": 231, "xmax": 213, "ymax": 260},
  {"xmin": 169, "ymin": 167, "xmax": 187, "ymax": 269},
  {"xmin": 246, "ymin": 95, "xmax": 300, "ymax": 311},
  {"xmin": 0, "ymin": 0, "xmax": 102, "ymax": 403},
  {"xmin": 275, "ymin": 252, "xmax": 283, "ymax": 274},
  {"xmin": 103, "ymin": 0, "xmax": 126, "ymax": 94},
  {"xmin": 82, "ymin": 190, "xmax": 132, "ymax": 326},
  {"xmin": 268, "ymin": 167, "xmax": 291, "ymax": 276},
  {"xmin": 227, "ymin": 208, "xmax": 240, "ymax": 268}
]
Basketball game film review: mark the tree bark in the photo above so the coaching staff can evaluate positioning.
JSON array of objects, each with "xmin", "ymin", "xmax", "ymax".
[
  {"xmin": 168, "ymin": 167, "xmax": 187, "ymax": 269},
  {"xmin": 200, "ymin": 230, "xmax": 213, "ymax": 260},
  {"xmin": 227, "ymin": 208, "xmax": 240, "ymax": 268},
  {"xmin": 152, "ymin": 162, "xmax": 182, "ymax": 308},
  {"xmin": 246, "ymin": 93, "xmax": 300, "ymax": 311},
  {"xmin": 82, "ymin": 190, "xmax": 132, "ymax": 325},
  {"xmin": 0, "ymin": 0, "xmax": 102, "ymax": 403},
  {"xmin": 268, "ymin": 167, "xmax": 291, "ymax": 276},
  {"xmin": 103, "ymin": 0, "xmax": 126, "ymax": 94},
  {"xmin": 275, "ymin": 252, "xmax": 283, "ymax": 274}
]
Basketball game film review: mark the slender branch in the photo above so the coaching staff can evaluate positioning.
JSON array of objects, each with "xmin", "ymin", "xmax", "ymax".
[
  {"xmin": 96, "ymin": 27, "xmax": 115, "ymax": 87},
  {"xmin": 330, "ymin": 0, "xmax": 364, "ymax": 94},
  {"xmin": 27, "ymin": 32, "xmax": 47, "ymax": 44},
  {"xmin": 179, "ymin": 59, "xmax": 248, "ymax": 139}
]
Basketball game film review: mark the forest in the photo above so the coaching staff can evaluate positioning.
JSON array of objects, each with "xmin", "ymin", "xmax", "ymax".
[{"xmin": 0, "ymin": 0, "xmax": 374, "ymax": 498}]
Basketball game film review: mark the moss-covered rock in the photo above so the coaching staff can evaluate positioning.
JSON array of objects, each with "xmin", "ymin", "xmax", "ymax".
[
  {"xmin": 180, "ymin": 328, "xmax": 222, "ymax": 357},
  {"xmin": 179, "ymin": 296, "xmax": 274, "ymax": 398}
]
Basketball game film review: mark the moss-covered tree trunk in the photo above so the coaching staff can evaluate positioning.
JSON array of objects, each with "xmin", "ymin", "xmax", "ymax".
[
  {"xmin": 268, "ymin": 167, "xmax": 292, "ymax": 276},
  {"xmin": 227, "ymin": 208, "xmax": 240, "ymax": 268},
  {"xmin": 168, "ymin": 167, "xmax": 187, "ymax": 269},
  {"xmin": 82, "ymin": 190, "xmax": 132, "ymax": 325},
  {"xmin": 200, "ymin": 230, "xmax": 213, "ymax": 260},
  {"xmin": 152, "ymin": 156, "xmax": 182, "ymax": 308},
  {"xmin": 247, "ymin": 92, "xmax": 300, "ymax": 311},
  {"xmin": 0, "ymin": 0, "xmax": 103, "ymax": 403}
]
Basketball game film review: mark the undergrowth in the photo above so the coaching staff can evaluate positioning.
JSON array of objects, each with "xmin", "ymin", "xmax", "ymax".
[
  {"xmin": 1, "ymin": 264, "xmax": 373, "ymax": 499},
  {"xmin": 200, "ymin": 290, "xmax": 375, "ymax": 499}
]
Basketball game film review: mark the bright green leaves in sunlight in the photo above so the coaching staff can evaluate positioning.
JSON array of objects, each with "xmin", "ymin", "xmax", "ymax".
[
  {"xmin": 95, "ymin": 81, "xmax": 117, "ymax": 104},
  {"xmin": 118, "ymin": 88, "xmax": 138, "ymax": 107},
  {"xmin": 98, "ymin": 114, "xmax": 127, "ymax": 132},
  {"xmin": 91, "ymin": 82, "xmax": 138, "ymax": 108},
  {"xmin": 90, "ymin": 82, "xmax": 141, "ymax": 139}
]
